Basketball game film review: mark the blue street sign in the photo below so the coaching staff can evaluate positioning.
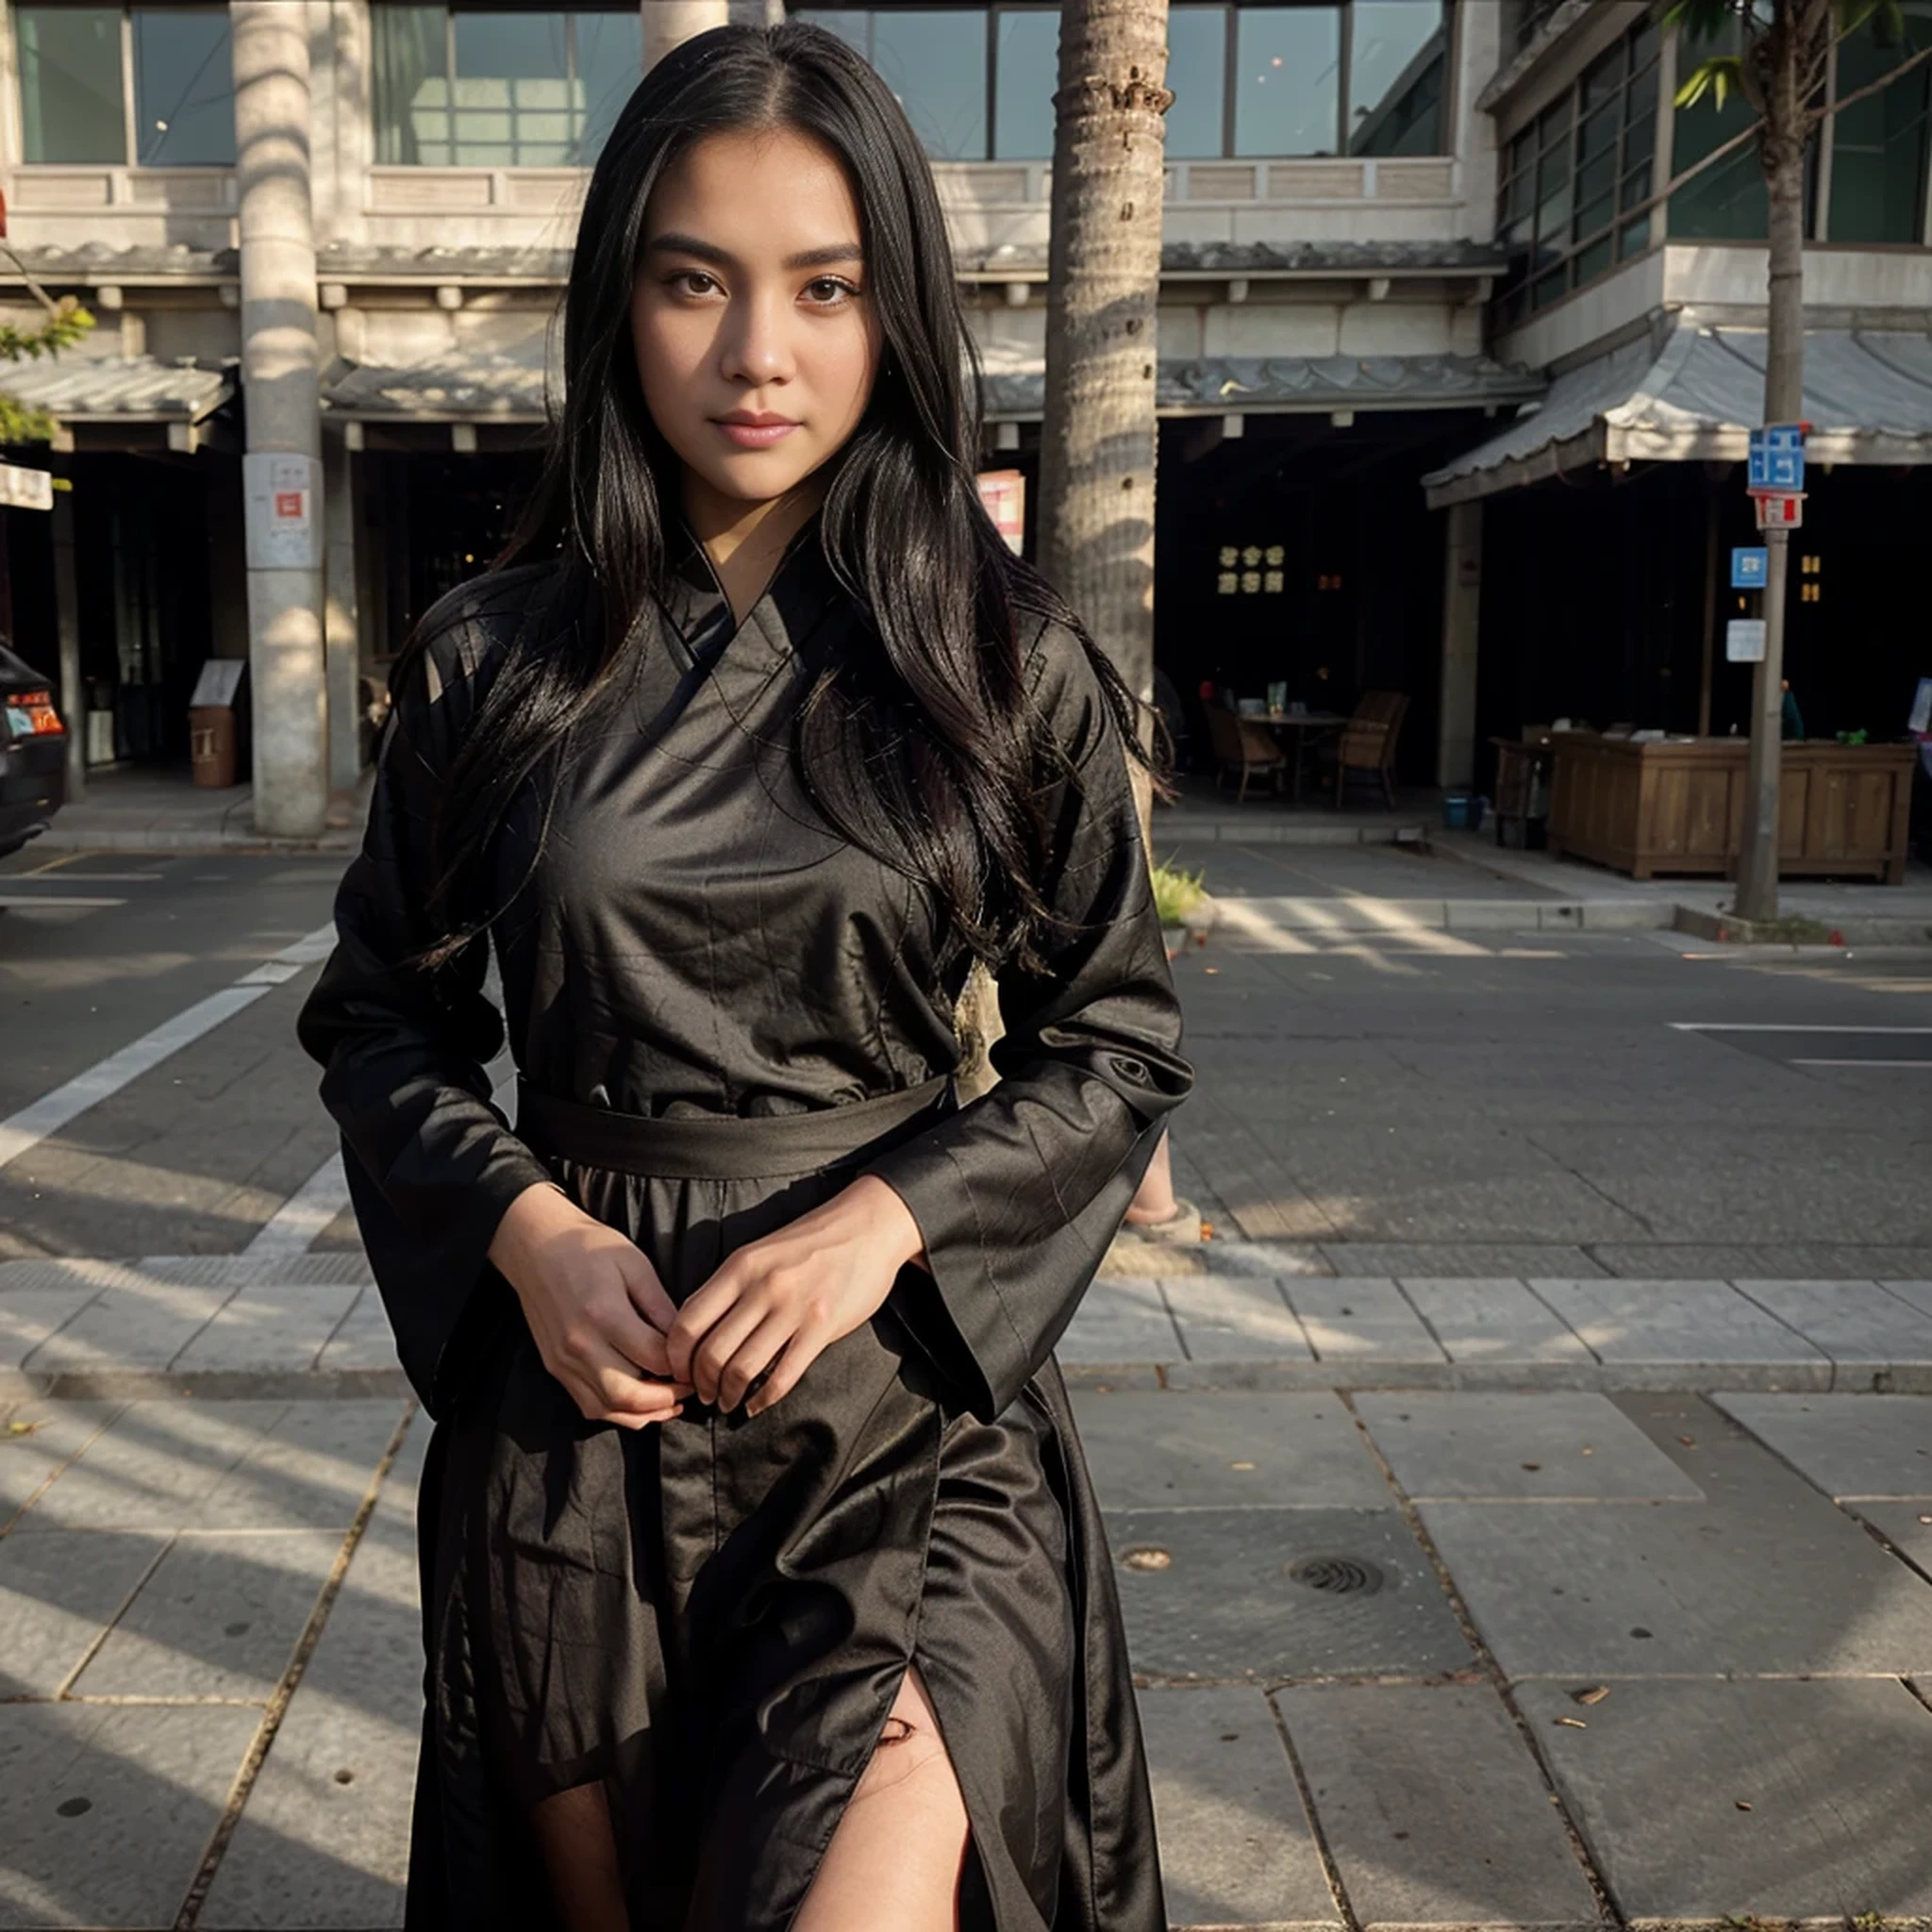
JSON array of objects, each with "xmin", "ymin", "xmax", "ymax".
[
  {"xmin": 1731, "ymin": 546, "xmax": 1769, "ymax": 589},
  {"xmin": 1747, "ymin": 424, "xmax": 1805, "ymax": 493}
]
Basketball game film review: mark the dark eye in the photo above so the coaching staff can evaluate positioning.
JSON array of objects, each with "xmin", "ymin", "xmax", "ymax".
[
  {"xmin": 805, "ymin": 276, "xmax": 858, "ymax": 305},
  {"xmin": 673, "ymin": 270, "xmax": 718, "ymax": 295}
]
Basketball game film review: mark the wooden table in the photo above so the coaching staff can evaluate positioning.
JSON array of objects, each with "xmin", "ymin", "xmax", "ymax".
[
  {"xmin": 1546, "ymin": 732, "xmax": 1917, "ymax": 882},
  {"xmin": 1254, "ymin": 711, "xmax": 1349, "ymax": 802}
]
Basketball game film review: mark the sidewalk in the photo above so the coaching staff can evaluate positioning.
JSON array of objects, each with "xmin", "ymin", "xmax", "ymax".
[
  {"xmin": 4, "ymin": 1249, "xmax": 1931, "ymax": 1928},
  {"xmin": 25, "ymin": 767, "xmax": 369, "ymax": 855}
]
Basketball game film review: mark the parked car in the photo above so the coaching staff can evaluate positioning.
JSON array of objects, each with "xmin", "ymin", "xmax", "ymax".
[{"xmin": 0, "ymin": 644, "xmax": 68, "ymax": 858}]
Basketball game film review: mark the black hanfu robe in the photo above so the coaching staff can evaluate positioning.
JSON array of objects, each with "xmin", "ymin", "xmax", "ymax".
[{"xmin": 295, "ymin": 515, "xmax": 1194, "ymax": 1931}]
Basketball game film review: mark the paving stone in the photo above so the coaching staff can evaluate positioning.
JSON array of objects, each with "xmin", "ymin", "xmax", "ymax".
[
  {"xmin": 1854, "ymin": 1501, "xmax": 1932, "ymax": 1573},
  {"xmin": 1419, "ymin": 1393, "xmax": 1932, "ymax": 1676},
  {"xmin": 1283, "ymin": 1279, "xmax": 1448, "ymax": 1363},
  {"xmin": 1279, "ymin": 1681, "xmax": 1600, "ymax": 1931},
  {"xmin": 1529, "ymin": 1280, "xmax": 1830, "ymax": 1384},
  {"xmin": 195, "ymin": 1400, "xmax": 411, "ymax": 1532},
  {"xmin": 1515, "ymin": 1676, "xmax": 1932, "ymax": 1921},
  {"xmin": 199, "ymin": 1504, "xmax": 421, "ymax": 1930},
  {"xmin": 0, "ymin": 1702, "xmax": 260, "ymax": 1929},
  {"xmin": 1725, "ymin": 1281, "xmax": 1932, "ymax": 1389},
  {"xmin": 20, "ymin": 1276, "xmax": 236, "ymax": 1374},
  {"xmin": 172, "ymin": 1281, "xmax": 363, "ymax": 1374},
  {"xmin": 0, "ymin": 1528, "xmax": 169, "ymax": 1697},
  {"xmin": 0, "ymin": 1401, "xmax": 123, "ymax": 1527},
  {"xmin": 1890, "ymin": 1280, "xmax": 1932, "ymax": 1318},
  {"xmin": 72, "ymin": 1529, "xmax": 342, "ymax": 1701},
  {"xmin": 1161, "ymin": 1275, "xmax": 1314, "ymax": 1363},
  {"xmin": 313, "ymin": 1290, "xmax": 403, "ymax": 1374},
  {"xmin": 1354, "ymin": 1392, "xmax": 1703, "ymax": 1502},
  {"xmin": 1196, "ymin": 1240, "xmax": 1335, "ymax": 1278},
  {"xmin": 1072, "ymin": 1391, "xmax": 1391, "ymax": 1511},
  {"xmin": 1399, "ymin": 1279, "xmax": 1598, "ymax": 1366},
  {"xmin": 1711, "ymin": 1391, "xmax": 1932, "ymax": 1497},
  {"xmin": 1056, "ymin": 1278, "xmax": 1184, "ymax": 1364},
  {"xmin": 1137, "ymin": 1686, "xmax": 1337, "ymax": 1930},
  {"xmin": 21, "ymin": 1400, "xmax": 287, "ymax": 1530},
  {"xmin": 1108, "ymin": 1507, "xmax": 1472, "ymax": 1681},
  {"xmin": 0, "ymin": 1290, "xmax": 93, "ymax": 1371}
]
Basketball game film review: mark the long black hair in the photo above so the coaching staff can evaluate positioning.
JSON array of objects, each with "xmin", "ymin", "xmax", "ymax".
[{"xmin": 413, "ymin": 20, "xmax": 1161, "ymax": 976}]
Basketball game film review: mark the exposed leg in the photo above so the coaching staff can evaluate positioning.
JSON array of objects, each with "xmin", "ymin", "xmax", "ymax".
[
  {"xmin": 792, "ymin": 1660, "xmax": 972, "ymax": 1932},
  {"xmin": 529, "ymin": 1780, "xmax": 630, "ymax": 1932}
]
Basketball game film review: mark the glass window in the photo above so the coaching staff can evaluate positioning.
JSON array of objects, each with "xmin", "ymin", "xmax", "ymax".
[
  {"xmin": 576, "ymin": 8, "xmax": 642, "ymax": 160},
  {"xmin": 374, "ymin": 6, "xmax": 452, "ymax": 164},
  {"xmin": 1348, "ymin": 0, "xmax": 1446, "ymax": 156},
  {"xmin": 871, "ymin": 9, "xmax": 987, "ymax": 159},
  {"xmin": 17, "ymin": 7, "xmax": 124, "ymax": 163},
  {"xmin": 1669, "ymin": 85, "xmax": 1767, "ymax": 238},
  {"xmin": 993, "ymin": 8, "xmax": 1058, "ymax": 160},
  {"xmin": 1165, "ymin": 6, "xmax": 1226, "ymax": 158},
  {"xmin": 451, "ymin": 10, "xmax": 571, "ymax": 166},
  {"xmin": 372, "ymin": 8, "xmax": 642, "ymax": 166},
  {"xmin": 131, "ymin": 5, "xmax": 234, "ymax": 165},
  {"xmin": 794, "ymin": 8, "xmax": 871, "ymax": 57},
  {"xmin": 1827, "ymin": 2, "xmax": 1932, "ymax": 242},
  {"xmin": 1235, "ymin": 7, "xmax": 1341, "ymax": 157}
]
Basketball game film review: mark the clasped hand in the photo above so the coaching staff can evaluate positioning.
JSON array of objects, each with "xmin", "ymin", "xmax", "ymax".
[{"xmin": 488, "ymin": 1174, "xmax": 927, "ymax": 1426}]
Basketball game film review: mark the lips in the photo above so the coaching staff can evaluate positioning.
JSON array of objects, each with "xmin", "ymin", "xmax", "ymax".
[{"xmin": 714, "ymin": 411, "xmax": 800, "ymax": 450}]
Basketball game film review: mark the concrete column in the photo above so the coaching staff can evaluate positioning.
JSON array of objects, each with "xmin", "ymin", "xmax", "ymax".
[
  {"xmin": 1436, "ymin": 499, "xmax": 1482, "ymax": 790},
  {"xmin": 323, "ymin": 425, "xmax": 360, "ymax": 792},
  {"xmin": 233, "ymin": 0, "xmax": 328, "ymax": 839},
  {"xmin": 642, "ymin": 0, "xmax": 731, "ymax": 69},
  {"xmin": 51, "ymin": 482, "xmax": 84, "ymax": 803}
]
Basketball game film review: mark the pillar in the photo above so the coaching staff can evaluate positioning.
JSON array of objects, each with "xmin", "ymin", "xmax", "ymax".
[
  {"xmin": 642, "ymin": 0, "xmax": 731, "ymax": 69},
  {"xmin": 323, "ymin": 425, "xmax": 360, "ymax": 792},
  {"xmin": 233, "ymin": 0, "xmax": 327, "ymax": 839},
  {"xmin": 1436, "ymin": 498, "xmax": 1482, "ymax": 790},
  {"xmin": 51, "ymin": 481, "xmax": 84, "ymax": 803}
]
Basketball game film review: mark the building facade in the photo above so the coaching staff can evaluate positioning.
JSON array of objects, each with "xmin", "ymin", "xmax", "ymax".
[{"xmin": 0, "ymin": 0, "xmax": 1927, "ymax": 830}]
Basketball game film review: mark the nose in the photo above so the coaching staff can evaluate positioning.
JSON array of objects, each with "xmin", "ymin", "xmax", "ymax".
[{"xmin": 718, "ymin": 284, "xmax": 794, "ymax": 389}]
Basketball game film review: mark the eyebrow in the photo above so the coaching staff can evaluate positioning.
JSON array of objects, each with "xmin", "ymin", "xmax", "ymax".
[{"xmin": 647, "ymin": 232, "xmax": 865, "ymax": 272}]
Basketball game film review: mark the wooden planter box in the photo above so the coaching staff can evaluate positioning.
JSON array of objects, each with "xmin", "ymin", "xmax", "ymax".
[{"xmin": 1546, "ymin": 733, "xmax": 1916, "ymax": 883}]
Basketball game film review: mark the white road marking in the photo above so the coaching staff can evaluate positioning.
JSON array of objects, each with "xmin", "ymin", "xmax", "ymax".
[
  {"xmin": 1790, "ymin": 1058, "xmax": 1932, "ymax": 1070},
  {"xmin": 243, "ymin": 1151, "xmax": 350, "ymax": 1257},
  {"xmin": 0, "ymin": 922, "xmax": 337, "ymax": 1174},
  {"xmin": 1670, "ymin": 1023, "xmax": 1932, "ymax": 1034},
  {"xmin": 0, "ymin": 893, "xmax": 126, "ymax": 909}
]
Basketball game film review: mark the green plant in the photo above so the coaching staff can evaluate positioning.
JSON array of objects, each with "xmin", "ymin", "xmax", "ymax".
[
  {"xmin": 1150, "ymin": 858, "xmax": 1207, "ymax": 927},
  {"xmin": 1836, "ymin": 727, "xmax": 1869, "ymax": 744},
  {"xmin": 0, "ymin": 275, "xmax": 95, "ymax": 444}
]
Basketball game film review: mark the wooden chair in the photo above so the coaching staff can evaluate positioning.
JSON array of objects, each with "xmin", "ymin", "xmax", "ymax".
[
  {"xmin": 1204, "ymin": 704, "xmax": 1288, "ymax": 805},
  {"xmin": 1330, "ymin": 690, "xmax": 1409, "ymax": 809}
]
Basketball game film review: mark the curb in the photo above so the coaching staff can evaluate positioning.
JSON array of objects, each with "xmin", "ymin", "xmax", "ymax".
[
  {"xmin": 1212, "ymin": 895, "xmax": 1674, "ymax": 935},
  {"xmin": 1673, "ymin": 902, "xmax": 1932, "ymax": 948},
  {"xmin": 0, "ymin": 1366, "xmax": 413, "ymax": 1402},
  {"xmin": 1058, "ymin": 1357, "xmax": 1932, "ymax": 1395},
  {"xmin": 25, "ymin": 824, "xmax": 362, "ymax": 856},
  {"xmin": 1153, "ymin": 819, "xmax": 1429, "ymax": 847}
]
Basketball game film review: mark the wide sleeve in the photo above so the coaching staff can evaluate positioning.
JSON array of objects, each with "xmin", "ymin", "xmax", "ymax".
[
  {"xmin": 859, "ymin": 620, "xmax": 1194, "ymax": 1422},
  {"xmin": 294, "ymin": 615, "xmax": 555, "ymax": 1416}
]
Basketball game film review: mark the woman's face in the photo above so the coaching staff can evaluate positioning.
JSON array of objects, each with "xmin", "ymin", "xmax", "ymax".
[{"xmin": 631, "ymin": 125, "xmax": 883, "ymax": 514}]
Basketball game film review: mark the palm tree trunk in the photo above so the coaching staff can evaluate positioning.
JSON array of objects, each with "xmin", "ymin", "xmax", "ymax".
[
  {"xmin": 1039, "ymin": 0, "xmax": 1171, "ymax": 757},
  {"xmin": 1735, "ymin": 2, "xmax": 1815, "ymax": 921}
]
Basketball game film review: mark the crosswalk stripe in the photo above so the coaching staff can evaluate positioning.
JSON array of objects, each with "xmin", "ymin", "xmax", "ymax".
[{"xmin": 0, "ymin": 923, "xmax": 337, "ymax": 1174}]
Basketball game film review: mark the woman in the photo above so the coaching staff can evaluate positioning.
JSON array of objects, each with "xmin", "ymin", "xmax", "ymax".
[{"xmin": 297, "ymin": 22, "xmax": 1191, "ymax": 1931}]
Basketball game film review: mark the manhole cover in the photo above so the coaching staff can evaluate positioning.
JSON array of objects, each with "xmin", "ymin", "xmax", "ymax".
[
  {"xmin": 1287, "ymin": 1554, "xmax": 1385, "ymax": 1596},
  {"xmin": 1121, "ymin": 1545, "xmax": 1173, "ymax": 1572}
]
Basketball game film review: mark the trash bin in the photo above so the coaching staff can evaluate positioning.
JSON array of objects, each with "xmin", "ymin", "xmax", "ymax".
[
  {"xmin": 190, "ymin": 704, "xmax": 238, "ymax": 788},
  {"xmin": 188, "ymin": 658, "xmax": 246, "ymax": 790}
]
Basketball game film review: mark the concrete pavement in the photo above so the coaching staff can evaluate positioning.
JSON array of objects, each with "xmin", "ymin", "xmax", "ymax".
[{"xmin": 5, "ymin": 838, "xmax": 1932, "ymax": 1928}]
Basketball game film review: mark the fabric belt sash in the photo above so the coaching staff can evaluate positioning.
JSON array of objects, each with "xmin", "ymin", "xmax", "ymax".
[{"xmin": 514, "ymin": 1073, "xmax": 956, "ymax": 1182}]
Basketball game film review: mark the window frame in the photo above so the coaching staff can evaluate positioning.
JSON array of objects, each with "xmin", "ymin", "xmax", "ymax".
[
  {"xmin": 1493, "ymin": 14, "xmax": 1662, "ymax": 326},
  {"xmin": 793, "ymin": 0, "xmax": 1457, "ymax": 163},
  {"xmin": 14, "ymin": 1, "xmax": 235, "ymax": 168}
]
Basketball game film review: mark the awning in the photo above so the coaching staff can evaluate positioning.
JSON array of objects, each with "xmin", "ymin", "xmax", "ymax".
[
  {"xmin": 984, "ymin": 352, "xmax": 1542, "ymax": 421},
  {"xmin": 1, "ymin": 352, "xmax": 233, "ymax": 424},
  {"xmin": 1423, "ymin": 319, "xmax": 1932, "ymax": 508},
  {"xmin": 325, "ymin": 346, "xmax": 549, "ymax": 423}
]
